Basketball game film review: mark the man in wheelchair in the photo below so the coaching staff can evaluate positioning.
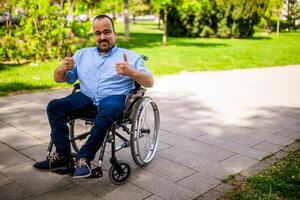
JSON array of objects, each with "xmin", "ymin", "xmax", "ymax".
[{"xmin": 33, "ymin": 14, "xmax": 154, "ymax": 179}]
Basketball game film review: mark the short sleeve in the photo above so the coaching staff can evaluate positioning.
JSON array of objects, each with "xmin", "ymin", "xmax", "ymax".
[{"xmin": 66, "ymin": 67, "xmax": 78, "ymax": 84}]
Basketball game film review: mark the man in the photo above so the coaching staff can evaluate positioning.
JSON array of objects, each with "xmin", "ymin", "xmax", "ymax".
[{"xmin": 33, "ymin": 14, "xmax": 154, "ymax": 178}]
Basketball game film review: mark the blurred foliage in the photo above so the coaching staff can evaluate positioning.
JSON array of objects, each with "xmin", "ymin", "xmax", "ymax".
[
  {"xmin": 0, "ymin": 0, "xmax": 299, "ymax": 62},
  {"xmin": 166, "ymin": 0, "xmax": 270, "ymax": 38},
  {"xmin": 0, "ymin": 0, "xmax": 103, "ymax": 62}
]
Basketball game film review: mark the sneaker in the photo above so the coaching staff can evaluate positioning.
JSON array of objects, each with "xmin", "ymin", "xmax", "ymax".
[
  {"xmin": 73, "ymin": 158, "xmax": 91, "ymax": 178},
  {"xmin": 33, "ymin": 152, "xmax": 71, "ymax": 172}
]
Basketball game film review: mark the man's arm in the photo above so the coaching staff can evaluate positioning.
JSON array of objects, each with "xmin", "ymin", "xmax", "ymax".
[
  {"xmin": 116, "ymin": 54, "xmax": 154, "ymax": 88},
  {"xmin": 54, "ymin": 51, "xmax": 74, "ymax": 83},
  {"xmin": 127, "ymin": 69, "xmax": 154, "ymax": 88},
  {"xmin": 54, "ymin": 65, "xmax": 69, "ymax": 83}
]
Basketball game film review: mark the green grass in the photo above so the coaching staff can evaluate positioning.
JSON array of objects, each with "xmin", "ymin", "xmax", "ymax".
[
  {"xmin": 117, "ymin": 26, "xmax": 300, "ymax": 75},
  {"xmin": 1, "ymin": 22, "xmax": 300, "ymax": 96},
  {"xmin": 221, "ymin": 147, "xmax": 300, "ymax": 200},
  {"xmin": 0, "ymin": 61, "xmax": 67, "ymax": 96}
]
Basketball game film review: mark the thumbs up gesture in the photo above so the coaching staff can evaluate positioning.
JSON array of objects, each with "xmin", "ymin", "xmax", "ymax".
[
  {"xmin": 62, "ymin": 50, "xmax": 74, "ymax": 71},
  {"xmin": 116, "ymin": 53, "xmax": 134, "ymax": 76},
  {"xmin": 67, "ymin": 50, "xmax": 72, "ymax": 58}
]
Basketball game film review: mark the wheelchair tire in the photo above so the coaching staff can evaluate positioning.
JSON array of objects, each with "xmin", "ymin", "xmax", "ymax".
[
  {"xmin": 130, "ymin": 96, "xmax": 160, "ymax": 166},
  {"xmin": 68, "ymin": 119, "xmax": 92, "ymax": 154},
  {"xmin": 109, "ymin": 161, "xmax": 131, "ymax": 185}
]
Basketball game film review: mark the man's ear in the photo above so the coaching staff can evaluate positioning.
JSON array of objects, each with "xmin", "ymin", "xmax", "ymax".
[{"xmin": 114, "ymin": 32, "xmax": 118, "ymax": 39}]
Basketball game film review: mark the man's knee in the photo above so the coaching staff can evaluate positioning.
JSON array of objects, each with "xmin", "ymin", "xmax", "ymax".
[
  {"xmin": 95, "ymin": 104, "xmax": 124, "ymax": 125},
  {"xmin": 47, "ymin": 99, "xmax": 64, "ymax": 113}
]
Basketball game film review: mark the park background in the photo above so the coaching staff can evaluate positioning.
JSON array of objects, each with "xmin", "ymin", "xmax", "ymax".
[{"xmin": 0, "ymin": 0, "xmax": 300, "ymax": 96}]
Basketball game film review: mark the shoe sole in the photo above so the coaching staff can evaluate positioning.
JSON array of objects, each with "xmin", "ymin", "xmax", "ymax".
[
  {"xmin": 32, "ymin": 166, "xmax": 68, "ymax": 172},
  {"xmin": 73, "ymin": 172, "xmax": 92, "ymax": 179}
]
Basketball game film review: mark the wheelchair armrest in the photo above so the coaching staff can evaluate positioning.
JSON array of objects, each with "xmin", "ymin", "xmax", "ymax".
[{"xmin": 123, "ymin": 87, "xmax": 146, "ymax": 119}]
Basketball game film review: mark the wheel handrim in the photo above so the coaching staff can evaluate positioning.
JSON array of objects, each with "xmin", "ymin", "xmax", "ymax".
[{"xmin": 133, "ymin": 99, "xmax": 160, "ymax": 164}]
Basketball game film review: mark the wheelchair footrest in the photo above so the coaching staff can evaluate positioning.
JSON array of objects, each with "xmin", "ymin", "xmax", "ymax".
[
  {"xmin": 89, "ymin": 167, "xmax": 103, "ymax": 178},
  {"xmin": 52, "ymin": 168, "xmax": 74, "ymax": 176}
]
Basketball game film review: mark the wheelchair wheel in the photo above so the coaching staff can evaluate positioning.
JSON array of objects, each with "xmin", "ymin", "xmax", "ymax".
[
  {"xmin": 108, "ymin": 161, "xmax": 131, "ymax": 185},
  {"xmin": 68, "ymin": 118, "xmax": 93, "ymax": 154},
  {"xmin": 130, "ymin": 96, "xmax": 160, "ymax": 166}
]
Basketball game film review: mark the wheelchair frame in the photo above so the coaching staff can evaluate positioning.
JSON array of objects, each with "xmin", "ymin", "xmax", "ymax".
[{"xmin": 46, "ymin": 82, "xmax": 160, "ymax": 184}]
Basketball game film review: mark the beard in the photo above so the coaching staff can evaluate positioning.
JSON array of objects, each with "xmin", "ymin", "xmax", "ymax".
[{"xmin": 97, "ymin": 40, "xmax": 112, "ymax": 53}]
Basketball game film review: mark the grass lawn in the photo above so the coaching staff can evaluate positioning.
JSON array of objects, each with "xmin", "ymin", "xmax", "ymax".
[
  {"xmin": 1, "ymin": 22, "xmax": 300, "ymax": 96},
  {"xmin": 220, "ymin": 144, "xmax": 300, "ymax": 200}
]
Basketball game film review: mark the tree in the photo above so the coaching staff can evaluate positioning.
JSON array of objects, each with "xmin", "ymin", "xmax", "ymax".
[
  {"xmin": 97, "ymin": 0, "xmax": 123, "ymax": 20},
  {"xmin": 0, "ymin": 0, "xmax": 69, "ymax": 61},
  {"xmin": 161, "ymin": 0, "xmax": 177, "ymax": 46},
  {"xmin": 283, "ymin": 0, "xmax": 300, "ymax": 31},
  {"xmin": 149, "ymin": 0, "xmax": 162, "ymax": 28},
  {"xmin": 166, "ymin": 0, "xmax": 269, "ymax": 38},
  {"xmin": 130, "ymin": 0, "xmax": 151, "ymax": 24},
  {"xmin": 124, "ymin": 0, "xmax": 130, "ymax": 38},
  {"xmin": 264, "ymin": 0, "xmax": 284, "ymax": 35},
  {"xmin": 1, "ymin": 0, "xmax": 117, "ymax": 62}
]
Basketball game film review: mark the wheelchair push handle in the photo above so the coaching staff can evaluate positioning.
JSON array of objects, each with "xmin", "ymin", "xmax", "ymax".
[
  {"xmin": 72, "ymin": 83, "xmax": 80, "ymax": 93},
  {"xmin": 141, "ymin": 55, "xmax": 148, "ymax": 61}
]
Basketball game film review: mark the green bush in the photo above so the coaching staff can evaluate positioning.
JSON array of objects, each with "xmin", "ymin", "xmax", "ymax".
[{"xmin": 166, "ymin": 0, "xmax": 268, "ymax": 38}]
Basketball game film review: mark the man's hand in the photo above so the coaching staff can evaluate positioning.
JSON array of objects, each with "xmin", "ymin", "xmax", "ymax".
[
  {"xmin": 116, "ymin": 53, "xmax": 154, "ymax": 87},
  {"xmin": 54, "ymin": 50, "xmax": 74, "ymax": 83},
  {"xmin": 116, "ymin": 54, "xmax": 134, "ymax": 76},
  {"xmin": 61, "ymin": 50, "xmax": 75, "ymax": 71}
]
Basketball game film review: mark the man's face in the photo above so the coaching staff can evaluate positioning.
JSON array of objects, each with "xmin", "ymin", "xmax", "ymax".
[{"xmin": 93, "ymin": 18, "xmax": 117, "ymax": 54}]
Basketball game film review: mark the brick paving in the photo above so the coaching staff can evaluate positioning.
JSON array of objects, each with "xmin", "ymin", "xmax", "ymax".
[{"xmin": 0, "ymin": 65, "xmax": 300, "ymax": 200}]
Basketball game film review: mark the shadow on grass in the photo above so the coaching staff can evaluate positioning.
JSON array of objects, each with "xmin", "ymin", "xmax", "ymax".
[
  {"xmin": 169, "ymin": 40, "xmax": 228, "ymax": 47},
  {"xmin": 0, "ymin": 63, "xmax": 25, "ymax": 72},
  {"xmin": 0, "ymin": 82, "xmax": 53, "ymax": 96},
  {"xmin": 245, "ymin": 36, "xmax": 272, "ymax": 40},
  {"xmin": 117, "ymin": 33, "xmax": 229, "ymax": 49}
]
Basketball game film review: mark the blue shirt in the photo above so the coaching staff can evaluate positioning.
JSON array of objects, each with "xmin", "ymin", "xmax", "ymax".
[{"xmin": 66, "ymin": 46, "xmax": 150, "ymax": 105}]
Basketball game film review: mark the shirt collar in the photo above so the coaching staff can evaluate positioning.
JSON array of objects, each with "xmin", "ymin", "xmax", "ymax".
[{"xmin": 96, "ymin": 45, "xmax": 118, "ymax": 57}]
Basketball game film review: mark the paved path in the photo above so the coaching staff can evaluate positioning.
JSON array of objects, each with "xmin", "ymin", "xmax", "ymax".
[{"xmin": 0, "ymin": 65, "xmax": 300, "ymax": 200}]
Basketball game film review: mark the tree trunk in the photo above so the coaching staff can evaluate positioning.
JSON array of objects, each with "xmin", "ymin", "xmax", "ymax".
[
  {"xmin": 67, "ymin": 0, "xmax": 76, "ymax": 23},
  {"xmin": 124, "ymin": 0, "xmax": 130, "ymax": 38},
  {"xmin": 276, "ymin": 18, "xmax": 280, "ymax": 36},
  {"xmin": 133, "ymin": 14, "xmax": 136, "ymax": 24},
  {"xmin": 158, "ymin": 14, "xmax": 161, "ymax": 29},
  {"xmin": 162, "ymin": 7, "xmax": 167, "ymax": 46},
  {"xmin": 286, "ymin": 0, "xmax": 290, "ymax": 32},
  {"xmin": 265, "ymin": 18, "xmax": 271, "ymax": 33}
]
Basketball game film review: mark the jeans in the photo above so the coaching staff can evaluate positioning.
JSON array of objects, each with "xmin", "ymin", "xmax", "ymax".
[{"xmin": 47, "ymin": 91, "xmax": 126, "ymax": 161}]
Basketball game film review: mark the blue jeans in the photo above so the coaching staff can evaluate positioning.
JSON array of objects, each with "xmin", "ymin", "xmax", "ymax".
[{"xmin": 47, "ymin": 92, "xmax": 126, "ymax": 161}]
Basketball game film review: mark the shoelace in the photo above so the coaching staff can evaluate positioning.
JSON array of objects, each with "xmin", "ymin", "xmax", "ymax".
[
  {"xmin": 75, "ymin": 158, "xmax": 92, "ymax": 173},
  {"xmin": 75, "ymin": 158, "xmax": 91, "ymax": 171},
  {"xmin": 48, "ymin": 152, "xmax": 60, "ymax": 171}
]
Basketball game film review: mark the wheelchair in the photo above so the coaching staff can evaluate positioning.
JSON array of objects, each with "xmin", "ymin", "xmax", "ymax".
[{"xmin": 46, "ymin": 75, "xmax": 160, "ymax": 185}]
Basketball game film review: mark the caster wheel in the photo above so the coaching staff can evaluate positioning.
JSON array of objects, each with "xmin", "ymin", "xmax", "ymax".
[{"xmin": 108, "ymin": 161, "xmax": 131, "ymax": 185}]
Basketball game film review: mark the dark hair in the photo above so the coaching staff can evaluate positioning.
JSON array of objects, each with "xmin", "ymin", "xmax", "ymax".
[{"xmin": 93, "ymin": 14, "xmax": 115, "ymax": 31}]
